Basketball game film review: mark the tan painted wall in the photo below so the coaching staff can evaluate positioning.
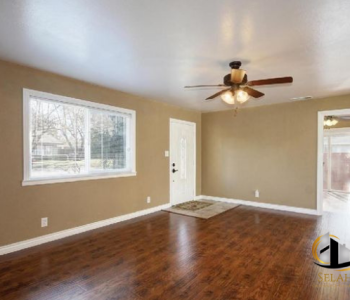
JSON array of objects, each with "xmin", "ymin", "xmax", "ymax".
[
  {"xmin": 202, "ymin": 96, "xmax": 350, "ymax": 209},
  {"xmin": 0, "ymin": 60, "xmax": 201, "ymax": 246}
]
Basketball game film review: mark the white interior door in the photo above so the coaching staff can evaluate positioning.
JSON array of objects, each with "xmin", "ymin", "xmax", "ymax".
[{"xmin": 170, "ymin": 119, "xmax": 196, "ymax": 205}]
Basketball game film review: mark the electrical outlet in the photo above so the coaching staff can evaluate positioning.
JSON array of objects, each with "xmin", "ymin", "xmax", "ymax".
[
  {"xmin": 41, "ymin": 217, "xmax": 48, "ymax": 227},
  {"xmin": 255, "ymin": 190, "xmax": 260, "ymax": 198},
  {"xmin": 147, "ymin": 196, "xmax": 151, "ymax": 204}
]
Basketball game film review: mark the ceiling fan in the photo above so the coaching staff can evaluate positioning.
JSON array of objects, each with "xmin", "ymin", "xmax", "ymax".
[{"xmin": 184, "ymin": 61, "xmax": 293, "ymax": 105}]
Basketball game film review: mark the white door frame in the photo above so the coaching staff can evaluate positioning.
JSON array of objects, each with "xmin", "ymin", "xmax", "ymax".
[
  {"xmin": 317, "ymin": 109, "xmax": 350, "ymax": 215},
  {"xmin": 169, "ymin": 118, "xmax": 196, "ymax": 205}
]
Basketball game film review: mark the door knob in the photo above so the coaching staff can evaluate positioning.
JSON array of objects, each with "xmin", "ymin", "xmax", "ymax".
[{"xmin": 172, "ymin": 168, "xmax": 178, "ymax": 173}]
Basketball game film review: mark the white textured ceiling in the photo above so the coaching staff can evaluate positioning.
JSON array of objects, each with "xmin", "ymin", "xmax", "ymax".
[{"xmin": 1, "ymin": 0, "xmax": 350, "ymax": 111}]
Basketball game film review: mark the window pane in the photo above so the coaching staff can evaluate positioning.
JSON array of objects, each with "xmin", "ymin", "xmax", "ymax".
[
  {"xmin": 30, "ymin": 98, "xmax": 86, "ymax": 178},
  {"xmin": 90, "ymin": 111, "xmax": 127, "ymax": 172},
  {"xmin": 26, "ymin": 90, "xmax": 135, "ymax": 183}
]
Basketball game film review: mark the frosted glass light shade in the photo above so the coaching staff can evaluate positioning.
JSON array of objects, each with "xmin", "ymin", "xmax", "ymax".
[
  {"xmin": 221, "ymin": 90, "xmax": 235, "ymax": 104},
  {"xmin": 236, "ymin": 90, "xmax": 250, "ymax": 103},
  {"xmin": 231, "ymin": 69, "xmax": 246, "ymax": 84}
]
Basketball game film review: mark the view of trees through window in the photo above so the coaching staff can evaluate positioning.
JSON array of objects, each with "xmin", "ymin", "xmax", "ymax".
[
  {"xmin": 90, "ymin": 110, "xmax": 126, "ymax": 171},
  {"xmin": 30, "ymin": 98, "xmax": 127, "ymax": 178}
]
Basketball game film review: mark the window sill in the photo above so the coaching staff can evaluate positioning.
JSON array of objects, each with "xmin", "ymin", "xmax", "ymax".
[{"xmin": 22, "ymin": 172, "xmax": 137, "ymax": 186}]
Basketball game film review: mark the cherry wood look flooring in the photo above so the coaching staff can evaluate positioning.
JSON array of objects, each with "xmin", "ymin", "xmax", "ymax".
[{"xmin": 1, "ymin": 206, "xmax": 350, "ymax": 300}]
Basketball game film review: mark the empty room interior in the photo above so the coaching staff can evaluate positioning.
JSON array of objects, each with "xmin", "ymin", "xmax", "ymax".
[{"xmin": 1, "ymin": 1, "xmax": 350, "ymax": 299}]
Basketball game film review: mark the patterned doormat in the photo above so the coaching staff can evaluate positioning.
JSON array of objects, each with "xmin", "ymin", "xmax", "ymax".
[
  {"xmin": 173, "ymin": 200, "xmax": 214, "ymax": 211},
  {"xmin": 163, "ymin": 200, "xmax": 239, "ymax": 219}
]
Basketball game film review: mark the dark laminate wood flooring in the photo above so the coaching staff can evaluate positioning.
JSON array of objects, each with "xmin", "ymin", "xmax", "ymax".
[{"xmin": 1, "ymin": 205, "xmax": 350, "ymax": 299}]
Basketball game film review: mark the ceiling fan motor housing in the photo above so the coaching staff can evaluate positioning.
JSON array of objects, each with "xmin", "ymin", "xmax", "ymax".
[{"xmin": 229, "ymin": 61, "xmax": 242, "ymax": 69}]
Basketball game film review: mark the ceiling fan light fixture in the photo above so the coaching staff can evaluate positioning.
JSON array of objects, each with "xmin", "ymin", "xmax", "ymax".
[
  {"xmin": 324, "ymin": 116, "xmax": 338, "ymax": 127},
  {"xmin": 235, "ymin": 89, "xmax": 250, "ymax": 103},
  {"xmin": 221, "ymin": 90, "xmax": 235, "ymax": 104}
]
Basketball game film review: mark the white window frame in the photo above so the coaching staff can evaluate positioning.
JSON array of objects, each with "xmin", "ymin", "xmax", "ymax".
[{"xmin": 22, "ymin": 89, "xmax": 136, "ymax": 186}]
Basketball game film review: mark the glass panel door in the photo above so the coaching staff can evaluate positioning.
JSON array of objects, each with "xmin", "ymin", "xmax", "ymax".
[
  {"xmin": 323, "ymin": 137, "xmax": 330, "ymax": 190},
  {"xmin": 330, "ymin": 135, "xmax": 350, "ymax": 192}
]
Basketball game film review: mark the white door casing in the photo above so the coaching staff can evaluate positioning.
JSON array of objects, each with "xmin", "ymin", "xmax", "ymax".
[{"xmin": 170, "ymin": 119, "xmax": 196, "ymax": 205}]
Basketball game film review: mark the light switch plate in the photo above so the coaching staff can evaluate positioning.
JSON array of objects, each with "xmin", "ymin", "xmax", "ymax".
[{"xmin": 165, "ymin": 151, "xmax": 169, "ymax": 157}]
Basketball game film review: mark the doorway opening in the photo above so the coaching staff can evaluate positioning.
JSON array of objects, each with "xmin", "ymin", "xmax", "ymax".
[{"xmin": 318, "ymin": 110, "xmax": 350, "ymax": 215}]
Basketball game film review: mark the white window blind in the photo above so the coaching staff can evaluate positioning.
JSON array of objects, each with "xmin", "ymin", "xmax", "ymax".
[{"xmin": 23, "ymin": 89, "xmax": 136, "ymax": 185}]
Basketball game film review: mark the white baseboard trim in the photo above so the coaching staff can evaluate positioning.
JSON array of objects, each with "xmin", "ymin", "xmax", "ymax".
[
  {"xmin": 0, "ymin": 203, "xmax": 171, "ymax": 256},
  {"xmin": 195, "ymin": 195, "xmax": 319, "ymax": 216}
]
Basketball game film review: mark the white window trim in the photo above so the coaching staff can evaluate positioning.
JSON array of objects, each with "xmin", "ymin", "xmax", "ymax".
[{"xmin": 22, "ymin": 89, "xmax": 136, "ymax": 186}]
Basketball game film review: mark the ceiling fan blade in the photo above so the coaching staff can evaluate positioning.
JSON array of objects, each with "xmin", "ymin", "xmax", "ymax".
[
  {"xmin": 247, "ymin": 76, "xmax": 293, "ymax": 86},
  {"xmin": 243, "ymin": 87, "xmax": 265, "ymax": 98},
  {"xmin": 184, "ymin": 84, "xmax": 226, "ymax": 88},
  {"xmin": 206, "ymin": 88, "xmax": 231, "ymax": 100}
]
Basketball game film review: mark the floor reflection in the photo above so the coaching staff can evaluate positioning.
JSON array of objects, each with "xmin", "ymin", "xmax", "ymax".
[{"xmin": 323, "ymin": 191, "xmax": 350, "ymax": 214}]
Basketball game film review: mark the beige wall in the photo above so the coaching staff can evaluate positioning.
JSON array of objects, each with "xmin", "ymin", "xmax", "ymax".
[
  {"xmin": 202, "ymin": 96, "xmax": 350, "ymax": 209},
  {"xmin": 0, "ymin": 60, "xmax": 201, "ymax": 246}
]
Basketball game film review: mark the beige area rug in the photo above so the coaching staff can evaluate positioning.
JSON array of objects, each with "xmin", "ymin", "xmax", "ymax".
[{"xmin": 163, "ymin": 200, "xmax": 239, "ymax": 219}]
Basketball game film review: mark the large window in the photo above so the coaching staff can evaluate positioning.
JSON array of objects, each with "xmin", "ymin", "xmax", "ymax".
[{"xmin": 23, "ymin": 89, "xmax": 136, "ymax": 185}]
